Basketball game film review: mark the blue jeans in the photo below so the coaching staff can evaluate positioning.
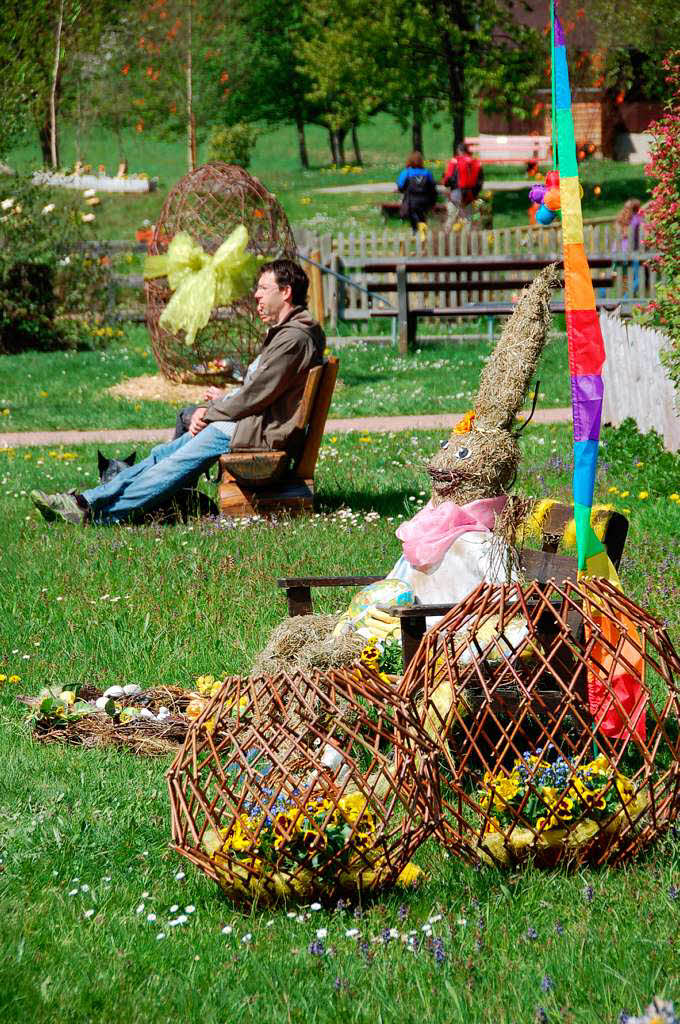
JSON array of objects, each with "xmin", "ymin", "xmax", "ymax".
[{"xmin": 81, "ymin": 421, "xmax": 235, "ymax": 524}]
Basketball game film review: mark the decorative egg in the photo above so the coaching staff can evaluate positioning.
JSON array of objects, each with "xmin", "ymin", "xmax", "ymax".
[
  {"xmin": 545, "ymin": 170, "xmax": 560, "ymax": 188},
  {"xmin": 103, "ymin": 685, "xmax": 124, "ymax": 698},
  {"xmin": 528, "ymin": 185, "xmax": 546, "ymax": 204},
  {"xmin": 543, "ymin": 188, "xmax": 561, "ymax": 211}
]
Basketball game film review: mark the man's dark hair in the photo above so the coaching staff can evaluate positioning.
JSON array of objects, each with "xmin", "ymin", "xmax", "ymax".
[
  {"xmin": 259, "ymin": 259, "xmax": 309, "ymax": 307},
  {"xmin": 457, "ymin": 142, "xmax": 472, "ymax": 156},
  {"xmin": 406, "ymin": 150, "xmax": 425, "ymax": 168}
]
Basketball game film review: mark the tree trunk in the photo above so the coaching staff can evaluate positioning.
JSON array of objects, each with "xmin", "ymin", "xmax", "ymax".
[
  {"xmin": 351, "ymin": 123, "xmax": 362, "ymax": 165},
  {"xmin": 329, "ymin": 128, "xmax": 346, "ymax": 166},
  {"xmin": 38, "ymin": 117, "xmax": 53, "ymax": 167},
  {"xmin": 335, "ymin": 128, "xmax": 347, "ymax": 166},
  {"xmin": 411, "ymin": 114, "xmax": 423, "ymax": 155},
  {"xmin": 295, "ymin": 114, "xmax": 309, "ymax": 169},
  {"xmin": 186, "ymin": 0, "xmax": 196, "ymax": 171},
  {"xmin": 441, "ymin": 32, "xmax": 466, "ymax": 150},
  {"xmin": 49, "ymin": 0, "xmax": 65, "ymax": 169}
]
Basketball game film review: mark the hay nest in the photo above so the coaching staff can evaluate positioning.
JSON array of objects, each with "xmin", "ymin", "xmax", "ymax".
[
  {"xmin": 108, "ymin": 375, "xmax": 238, "ymax": 405},
  {"xmin": 20, "ymin": 685, "xmax": 194, "ymax": 757},
  {"xmin": 252, "ymin": 614, "xmax": 364, "ymax": 676}
]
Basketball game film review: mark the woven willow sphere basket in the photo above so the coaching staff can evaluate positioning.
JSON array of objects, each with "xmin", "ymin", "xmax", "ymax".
[
  {"xmin": 166, "ymin": 669, "xmax": 440, "ymax": 907},
  {"xmin": 399, "ymin": 578, "xmax": 680, "ymax": 868},
  {"xmin": 145, "ymin": 162, "xmax": 296, "ymax": 384}
]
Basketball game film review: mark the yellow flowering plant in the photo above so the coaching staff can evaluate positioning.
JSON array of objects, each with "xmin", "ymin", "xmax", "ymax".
[
  {"xmin": 204, "ymin": 779, "xmax": 417, "ymax": 902},
  {"xmin": 477, "ymin": 745, "xmax": 638, "ymax": 835}
]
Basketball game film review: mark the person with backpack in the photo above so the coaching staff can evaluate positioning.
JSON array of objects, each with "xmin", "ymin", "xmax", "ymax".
[
  {"xmin": 396, "ymin": 151, "xmax": 438, "ymax": 240},
  {"xmin": 442, "ymin": 142, "xmax": 484, "ymax": 230}
]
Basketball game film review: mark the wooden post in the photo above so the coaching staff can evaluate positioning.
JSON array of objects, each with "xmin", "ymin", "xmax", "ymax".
[
  {"xmin": 396, "ymin": 263, "xmax": 410, "ymax": 355},
  {"xmin": 308, "ymin": 248, "xmax": 325, "ymax": 326}
]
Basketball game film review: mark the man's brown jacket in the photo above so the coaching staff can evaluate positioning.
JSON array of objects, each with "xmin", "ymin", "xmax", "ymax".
[{"xmin": 201, "ymin": 306, "xmax": 325, "ymax": 452}]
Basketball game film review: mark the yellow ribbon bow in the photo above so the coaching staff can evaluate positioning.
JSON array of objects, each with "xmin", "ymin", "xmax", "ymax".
[{"xmin": 143, "ymin": 225, "xmax": 260, "ymax": 345}]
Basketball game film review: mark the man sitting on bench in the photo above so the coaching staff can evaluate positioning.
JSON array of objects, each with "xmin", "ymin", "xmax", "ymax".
[{"xmin": 31, "ymin": 259, "xmax": 325, "ymax": 525}]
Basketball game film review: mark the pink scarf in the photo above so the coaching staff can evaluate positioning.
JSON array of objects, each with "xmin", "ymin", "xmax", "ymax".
[{"xmin": 396, "ymin": 496, "xmax": 508, "ymax": 571}]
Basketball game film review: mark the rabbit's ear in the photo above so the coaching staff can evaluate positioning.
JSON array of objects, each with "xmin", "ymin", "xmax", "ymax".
[{"xmin": 474, "ymin": 263, "xmax": 559, "ymax": 430}]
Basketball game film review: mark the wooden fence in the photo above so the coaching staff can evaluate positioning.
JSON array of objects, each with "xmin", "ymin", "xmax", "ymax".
[
  {"xmin": 87, "ymin": 219, "xmax": 656, "ymax": 327},
  {"xmin": 600, "ymin": 313, "xmax": 679, "ymax": 452},
  {"xmin": 295, "ymin": 222, "xmax": 657, "ymax": 325}
]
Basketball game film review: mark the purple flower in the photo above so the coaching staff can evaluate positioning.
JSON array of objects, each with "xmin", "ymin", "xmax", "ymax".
[
  {"xmin": 541, "ymin": 976, "xmax": 555, "ymax": 993},
  {"xmin": 669, "ymin": 885, "xmax": 678, "ymax": 901},
  {"xmin": 535, "ymin": 1007, "xmax": 549, "ymax": 1024},
  {"xmin": 308, "ymin": 939, "xmax": 325, "ymax": 956},
  {"xmin": 432, "ymin": 937, "xmax": 446, "ymax": 966},
  {"xmin": 397, "ymin": 904, "xmax": 409, "ymax": 922},
  {"xmin": 527, "ymin": 926, "xmax": 538, "ymax": 941},
  {"xmin": 554, "ymin": 921, "xmax": 564, "ymax": 936},
  {"xmin": 582, "ymin": 883, "xmax": 594, "ymax": 903},
  {"xmin": 381, "ymin": 927, "xmax": 392, "ymax": 945}
]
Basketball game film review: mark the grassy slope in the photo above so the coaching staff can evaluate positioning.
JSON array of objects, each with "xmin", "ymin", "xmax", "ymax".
[
  {"xmin": 4, "ymin": 116, "xmax": 649, "ymax": 238},
  {"xmin": 0, "ymin": 327, "xmax": 572, "ymax": 432},
  {"xmin": 0, "ymin": 429, "xmax": 679, "ymax": 1024}
]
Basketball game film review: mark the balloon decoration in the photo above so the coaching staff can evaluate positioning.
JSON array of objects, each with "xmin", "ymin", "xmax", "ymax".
[{"xmin": 530, "ymin": 169, "xmax": 561, "ymax": 226}]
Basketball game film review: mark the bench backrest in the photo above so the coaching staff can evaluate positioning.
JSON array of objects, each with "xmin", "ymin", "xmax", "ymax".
[
  {"xmin": 294, "ymin": 356, "xmax": 339, "ymax": 480},
  {"xmin": 465, "ymin": 134, "xmax": 551, "ymax": 162}
]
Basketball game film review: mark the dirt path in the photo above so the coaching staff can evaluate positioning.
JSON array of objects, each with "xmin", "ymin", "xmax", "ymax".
[{"xmin": 0, "ymin": 408, "xmax": 571, "ymax": 449}]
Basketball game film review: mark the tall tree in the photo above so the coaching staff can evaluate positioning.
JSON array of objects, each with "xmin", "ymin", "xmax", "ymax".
[
  {"xmin": 0, "ymin": 0, "xmax": 125, "ymax": 167},
  {"xmin": 420, "ymin": 0, "xmax": 543, "ymax": 149},
  {"xmin": 210, "ymin": 0, "xmax": 324, "ymax": 169},
  {"xmin": 562, "ymin": 0, "xmax": 680, "ymax": 100}
]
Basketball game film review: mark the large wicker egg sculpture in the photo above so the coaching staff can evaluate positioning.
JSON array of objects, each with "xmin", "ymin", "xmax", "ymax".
[
  {"xmin": 399, "ymin": 577, "xmax": 680, "ymax": 868},
  {"xmin": 167, "ymin": 668, "xmax": 440, "ymax": 907},
  {"xmin": 146, "ymin": 163, "xmax": 296, "ymax": 384}
]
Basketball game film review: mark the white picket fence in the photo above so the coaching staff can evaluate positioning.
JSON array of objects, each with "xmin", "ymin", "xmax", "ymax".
[{"xmin": 601, "ymin": 312, "xmax": 680, "ymax": 452}]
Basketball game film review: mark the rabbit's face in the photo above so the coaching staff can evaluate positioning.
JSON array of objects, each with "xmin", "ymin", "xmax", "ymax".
[{"xmin": 426, "ymin": 427, "xmax": 519, "ymax": 506}]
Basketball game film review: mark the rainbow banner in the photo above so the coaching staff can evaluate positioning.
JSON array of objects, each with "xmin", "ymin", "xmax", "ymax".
[
  {"xmin": 553, "ymin": 2, "xmax": 646, "ymax": 741},
  {"xmin": 552, "ymin": 2, "xmax": 609, "ymax": 576}
]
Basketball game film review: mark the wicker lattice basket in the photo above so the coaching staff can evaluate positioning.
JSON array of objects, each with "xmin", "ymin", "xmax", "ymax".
[
  {"xmin": 399, "ymin": 578, "xmax": 680, "ymax": 868},
  {"xmin": 166, "ymin": 669, "xmax": 440, "ymax": 906},
  {"xmin": 145, "ymin": 163, "xmax": 296, "ymax": 383}
]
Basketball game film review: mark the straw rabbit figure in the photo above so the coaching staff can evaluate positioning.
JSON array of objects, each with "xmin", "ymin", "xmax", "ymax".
[{"xmin": 254, "ymin": 265, "xmax": 559, "ymax": 676}]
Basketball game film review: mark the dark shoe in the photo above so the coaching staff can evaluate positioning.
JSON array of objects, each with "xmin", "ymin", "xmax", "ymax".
[{"xmin": 31, "ymin": 490, "xmax": 88, "ymax": 525}]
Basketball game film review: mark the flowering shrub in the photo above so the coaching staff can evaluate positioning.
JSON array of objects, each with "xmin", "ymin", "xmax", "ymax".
[
  {"xmin": 478, "ymin": 747, "xmax": 640, "ymax": 836},
  {"xmin": 636, "ymin": 51, "xmax": 680, "ymax": 392},
  {"xmin": 0, "ymin": 177, "xmax": 112, "ymax": 353},
  {"xmin": 206, "ymin": 123, "xmax": 257, "ymax": 168}
]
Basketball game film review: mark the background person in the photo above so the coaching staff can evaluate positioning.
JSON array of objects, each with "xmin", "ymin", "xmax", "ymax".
[
  {"xmin": 396, "ymin": 151, "xmax": 438, "ymax": 240},
  {"xmin": 31, "ymin": 260, "xmax": 324, "ymax": 525},
  {"xmin": 442, "ymin": 142, "xmax": 484, "ymax": 230}
]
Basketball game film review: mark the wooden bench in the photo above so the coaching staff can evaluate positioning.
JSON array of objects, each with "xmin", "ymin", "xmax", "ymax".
[
  {"xmin": 217, "ymin": 357, "xmax": 338, "ymax": 517},
  {"xmin": 465, "ymin": 134, "xmax": 552, "ymax": 164},
  {"xmin": 277, "ymin": 502, "xmax": 628, "ymax": 669},
  {"xmin": 351, "ymin": 255, "xmax": 629, "ymax": 353}
]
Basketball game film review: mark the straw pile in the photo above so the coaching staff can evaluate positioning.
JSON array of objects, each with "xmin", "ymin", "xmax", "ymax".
[{"xmin": 252, "ymin": 614, "xmax": 365, "ymax": 677}]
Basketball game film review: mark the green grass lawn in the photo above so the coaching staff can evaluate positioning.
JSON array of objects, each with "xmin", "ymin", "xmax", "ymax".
[
  {"xmin": 0, "ymin": 326, "xmax": 572, "ymax": 432},
  {"xmin": 0, "ymin": 422, "xmax": 678, "ymax": 1024},
  {"xmin": 4, "ymin": 115, "xmax": 649, "ymax": 239}
]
